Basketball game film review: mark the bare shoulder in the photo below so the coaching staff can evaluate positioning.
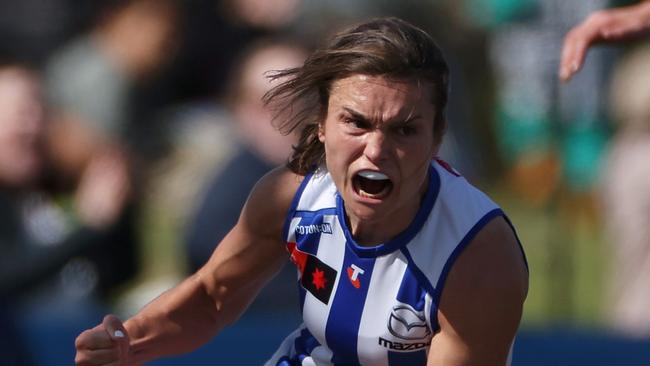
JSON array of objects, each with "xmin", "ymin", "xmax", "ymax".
[
  {"xmin": 428, "ymin": 216, "xmax": 528, "ymax": 366},
  {"xmin": 196, "ymin": 165, "xmax": 305, "ymax": 299},
  {"xmin": 239, "ymin": 166, "xmax": 306, "ymax": 237}
]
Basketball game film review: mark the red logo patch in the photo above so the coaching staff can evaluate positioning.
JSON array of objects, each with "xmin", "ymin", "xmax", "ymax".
[{"xmin": 347, "ymin": 264, "xmax": 365, "ymax": 289}]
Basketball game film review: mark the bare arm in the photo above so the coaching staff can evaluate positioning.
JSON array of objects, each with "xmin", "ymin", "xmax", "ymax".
[
  {"xmin": 559, "ymin": 0, "xmax": 650, "ymax": 82},
  {"xmin": 427, "ymin": 216, "xmax": 528, "ymax": 366},
  {"xmin": 75, "ymin": 166, "xmax": 303, "ymax": 365}
]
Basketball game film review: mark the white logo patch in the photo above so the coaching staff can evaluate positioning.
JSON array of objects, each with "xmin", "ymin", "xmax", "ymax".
[{"xmin": 388, "ymin": 303, "xmax": 431, "ymax": 340}]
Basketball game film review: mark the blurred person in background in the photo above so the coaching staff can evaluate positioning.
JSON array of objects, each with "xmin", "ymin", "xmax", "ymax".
[
  {"xmin": 0, "ymin": 59, "xmax": 133, "ymax": 365},
  {"xmin": 560, "ymin": 0, "xmax": 650, "ymax": 338},
  {"xmin": 123, "ymin": 38, "xmax": 309, "ymax": 320},
  {"xmin": 41, "ymin": 0, "xmax": 180, "ymax": 315},
  {"xmin": 185, "ymin": 39, "xmax": 307, "ymax": 272},
  {"xmin": 108, "ymin": 0, "xmax": 306, "ymax": 315},
  {"xmin": 179, "ymin": 39, "xmax": 308, "ymax": 323},
  {"xmin": 476, "ymin": 0, "xmax": 615, "ymax": 326},
  {"xmin": 601, "ymin": 42, "xmax": 650, "ymax": 338},
  {"xmin": 44, "ymin": 0, "xmax": 179, "ymax": 181}
]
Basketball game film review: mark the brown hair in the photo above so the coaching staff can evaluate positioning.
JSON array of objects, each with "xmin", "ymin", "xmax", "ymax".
[{"xmin": 264, "ymin": 17, "xmax": 450, "ymax": 175}]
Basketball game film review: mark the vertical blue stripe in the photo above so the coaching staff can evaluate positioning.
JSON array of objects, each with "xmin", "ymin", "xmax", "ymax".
[
  {"xmin": 294, "ymin": 214, "xmax": 326, "ymax": 255},
  {"xmin": 387, "ymin": 349, "xmax": 427, "ymax": 365},
  {"xmin": 395, "ymin": 266, "xmax": 427, "ymax": 312},
  {"xmin": 399, "ymin": 247, "xmax": 440, "ymax": 333},
  {"xmin": 325, "ymin": 244, "xmax": 376, "ymax": 365}
]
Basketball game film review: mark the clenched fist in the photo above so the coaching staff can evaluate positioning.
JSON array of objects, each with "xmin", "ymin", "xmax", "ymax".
[{"xmin": 75, "ymin": 315, "xmax": 131, "ymax": 366}]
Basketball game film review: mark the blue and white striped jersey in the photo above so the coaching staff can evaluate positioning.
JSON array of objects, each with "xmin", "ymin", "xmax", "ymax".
[{"xmin": 266, "ymin": 160, "xmax": 520, "ymax": 366}]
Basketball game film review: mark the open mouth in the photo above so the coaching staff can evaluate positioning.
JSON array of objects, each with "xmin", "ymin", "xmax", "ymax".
[{"xmin": 353, "ymin": 170, "xmax": 393, "ymax": 199}]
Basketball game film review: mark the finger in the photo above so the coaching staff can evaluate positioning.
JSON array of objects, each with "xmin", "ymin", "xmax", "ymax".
[
  {"xmin": 103, "ymin": 314, "xmax": 128, "ymax": 342},
  {"xmin": 559, "ymin": 28, "xmax": 588, "ymax": 82},
  {"xmin": 75, "ymin": 347, "xmax": 121, "ymax": 366},
  {"xmin": 76, "ymin": 327, "xmax": 115, "ymax": 350},
  {"xmin": 559, "ymin": 32, "xmax": 579, "ymax": 81},
  {"xmin": 102, "ymin": 315, "xmax": 130, "ymax": 363}
]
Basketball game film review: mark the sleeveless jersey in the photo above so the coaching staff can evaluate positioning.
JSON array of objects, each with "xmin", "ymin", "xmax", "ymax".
[{"xmin": 266, "ymin": 160, "xmax": 523, "ymax": 366}]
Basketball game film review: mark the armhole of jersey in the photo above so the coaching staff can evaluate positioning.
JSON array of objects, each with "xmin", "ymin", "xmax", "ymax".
[
  {"xmin": 430, "ymin": 208, "xmax": 505, "ymax": 323},
  {"xmin": 281, "ymin": 171, "xmax": 314, "ymax": 242},
  {"xmin": 502, "ymin": 214, "xmax": 529, "ymax": 273}
]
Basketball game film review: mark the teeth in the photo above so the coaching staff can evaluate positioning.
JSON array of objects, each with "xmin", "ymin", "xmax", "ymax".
[{"xmin": 358, "ymin": 170, "xmax": 388, "ymax": 180}]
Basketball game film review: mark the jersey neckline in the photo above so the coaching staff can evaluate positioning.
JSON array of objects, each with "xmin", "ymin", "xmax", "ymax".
[{"xmin": 335, "ymin": 164, "xmax": 440, "ymax": 258}]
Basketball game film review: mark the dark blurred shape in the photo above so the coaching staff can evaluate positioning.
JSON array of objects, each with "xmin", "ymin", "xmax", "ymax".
[{"xmin": 157, "ymin": 0, "xmax": 302, "ymax": 103}]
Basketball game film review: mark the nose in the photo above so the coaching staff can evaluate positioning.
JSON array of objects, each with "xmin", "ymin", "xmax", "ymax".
[{"xmin": 363, "ymin": 130, "xmax": 389, "ymax": 163}]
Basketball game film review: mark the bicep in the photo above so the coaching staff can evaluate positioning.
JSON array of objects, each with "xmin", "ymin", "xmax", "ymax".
[
  {"xmin": 197, "ymin": 167, "xmax": 302, "ymax": 320},
  {"xmin": 427, "ymin": 216, "xmax": 528, "ymax": 366},
  {"xmin": 198, "ymin": 220, "xmax": 288, "ymax": 312}
]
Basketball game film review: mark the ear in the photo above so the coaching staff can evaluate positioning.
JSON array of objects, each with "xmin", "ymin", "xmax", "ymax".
[
  {"xmin": 431, "ymin": 141, "xmax": 441, "ymax": 158},
  {"xmin": 318, "ymin": 123, "xmax": 325, "ymax": 143}
]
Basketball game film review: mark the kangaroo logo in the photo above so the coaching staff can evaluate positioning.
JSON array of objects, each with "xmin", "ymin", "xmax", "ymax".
[{"xmin": 388, "ymin": 304, "xmax": 431, "ymax": 340}]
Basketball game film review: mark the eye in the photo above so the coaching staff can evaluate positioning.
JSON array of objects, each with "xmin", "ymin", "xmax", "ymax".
[
  {"xmin": 343, "ymin": 116, "xmax": 371, "ymax": 130},
  {"xmin": 395, "ymin": 124, "xmax": 417, "ymax": 136}
]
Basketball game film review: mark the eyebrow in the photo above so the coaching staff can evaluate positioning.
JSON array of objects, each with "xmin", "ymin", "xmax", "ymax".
[
  {"xmin": 341, "ymin": 107, "xmax": 422, "ymax": 125},
  {"xmin": 342, "ymin": 107, "xmax": 368, "ymax": 122}
]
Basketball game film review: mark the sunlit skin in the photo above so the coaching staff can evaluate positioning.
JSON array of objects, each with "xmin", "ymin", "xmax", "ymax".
[{"xmin": 318, "ymin": 74, "xmax": 440, "ymax": 245}]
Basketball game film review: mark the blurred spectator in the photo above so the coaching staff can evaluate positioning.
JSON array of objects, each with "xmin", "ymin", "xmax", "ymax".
[
  {"xmin": 39, "ymin": 0, "xmax": 181, "ymax": 313},
  {"xmin": 0, "ymin": 59, "xmax": 134, "ymax": 365},
  {"xmin": 558, "ymin": 0, "xmax": 650, "ymax": 337},
  {"xmin": 120, "ymin": 39, "xmax": 307, "ymax": 318},
  {"xmin": 115, "ymin": 38, "xmax": 308, "ymax": 316},
  {"xmin": 185, "ymin": 39, "xmax": 306, "ymax": 271},
  {"xmin": 482, "ymin": 1, "xmax": 616, "ymax": 324},
  {"xmin": 44, "ymin": 0, "xmax": 179, "ymax": 172},
  {"xmin": 601, "ymin": 41, "xmax": 650, "ymax": 338}
]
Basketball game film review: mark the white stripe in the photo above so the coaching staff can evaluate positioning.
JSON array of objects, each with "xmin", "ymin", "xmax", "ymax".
[
  {"xmin": 409, "ymin": 164, "xmax": 499, "ymax": 292},
  {"xmin": 296, "ymin": 172, "xmax": 337, "ymax": 211},
  {"xmin": 356, "ymin": 253, "xmax": 409, "ymax": 366},
  {"xmin": 287, "ymin": 217, "xmax": 301, "ymax": 243}
]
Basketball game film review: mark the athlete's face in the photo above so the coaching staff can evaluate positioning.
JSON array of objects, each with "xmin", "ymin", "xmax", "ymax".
[{"xmin": 319, "ymin": 74, "xmax": 440, "ymax": 243}]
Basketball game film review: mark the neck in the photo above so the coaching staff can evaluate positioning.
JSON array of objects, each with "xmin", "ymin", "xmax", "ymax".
[{"xmin": 347, "ymin": 174, "xmax": 429, "ymax": 246}]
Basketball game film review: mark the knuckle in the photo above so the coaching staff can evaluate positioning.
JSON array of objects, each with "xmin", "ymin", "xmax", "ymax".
[
  {"xmin": 75, "ymin": 333, "xmax": 88, "ymax": 349},
  {"xmin": 587, "ymin": 11, "xmax": 604, "ymax": 23},
  {"xmin": 589, "ymin": 10, "xmax": 614, "ymax": 28},
  {"xmin": 74, "ymin": 353, "xmax": 89, "ymax": 366}
]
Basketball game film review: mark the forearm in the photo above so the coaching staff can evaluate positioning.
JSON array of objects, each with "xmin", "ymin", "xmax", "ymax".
[
  {"xmin": 123, "ymin": 267, "xmax": 264, "ymax": 365},
  {"xmin": 123, "ymin": 274, "xmax": 226, "ymax": 364},
  {"xmin": 639, "ymin": 1, "xmax": 650, "ymax": 25}
]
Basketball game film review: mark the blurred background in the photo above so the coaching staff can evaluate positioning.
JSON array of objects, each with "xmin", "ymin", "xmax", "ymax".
[{"xmin": 1, "ymin": 0, "xmax": 649, "ymax": 364}]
